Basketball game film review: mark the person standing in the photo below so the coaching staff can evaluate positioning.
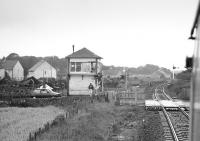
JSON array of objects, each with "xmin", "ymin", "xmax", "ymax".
[
  {"xmin": 88, "ymin": 83, "xmax": 94, "ymax": 96},
  {"xmin": 88, "ymin": 83, "xmax": 94, "ymax": 102}
]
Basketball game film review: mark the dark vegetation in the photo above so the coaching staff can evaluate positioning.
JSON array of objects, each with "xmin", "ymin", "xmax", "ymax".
[
  {"xmin": 166, "ymin": 69, "xmax": 191, "ymax": 100},
  {"xmin": 176, "ymin": 69, "xmax": 192, "ymax": 80},
  {"xmin": 103, "ymin": 64, "xmax": 171, "ymax": 90},
  {"xmin": 103, "ymin": 77, "xmax": 122, "ymax": 89},
  {"xmin": 9, "ymin": 96, "xmax": 91, "ymax": 107},
  {"xmin": 102, "ymin": 64, "xmax": 171, "ymax": 75},
  {"xmin": 103, "ymin": 77, "xmax": 142, "ymax": 91},
  {"xmin": 0, "ymin": 75, "xmax": 68, "ymax": 101}
]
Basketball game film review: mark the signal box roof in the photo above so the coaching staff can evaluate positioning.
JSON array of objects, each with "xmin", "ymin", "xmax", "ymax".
[{"xmin": 66, "ymin": 48, "xmax": 102, "ymax": 59}]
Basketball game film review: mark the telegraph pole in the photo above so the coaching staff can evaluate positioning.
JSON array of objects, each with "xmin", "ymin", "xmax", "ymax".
[
  {"xmin": 125, "ymin": 70, "xmax": 127, "ymax": 90},
  {"xmin": 102, "ymin": 71, "xmax": 104, "ymax": 92},
  {"xmin": 123, "ymin": 67, "xmax": 128, "ymax": 90},
  {"xmin": 172, "ymin": 65, "xmax": 175, "ymax": 79}
]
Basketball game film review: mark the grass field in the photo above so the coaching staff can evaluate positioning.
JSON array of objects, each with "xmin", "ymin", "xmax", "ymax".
[
  {"xmin": 0, "ymin": 106, "xmax": 65, "ymax": 141},
  {"xmin": 34, "ymin": 84, "xmax": 163, "ymax": 141},
  {"xmin": 35, "ymin": 103, "xmax": 119, "ymax": 141},
  {"xmin": 0, "ymin": 83, "xmax": 164, "ymax": 141}
]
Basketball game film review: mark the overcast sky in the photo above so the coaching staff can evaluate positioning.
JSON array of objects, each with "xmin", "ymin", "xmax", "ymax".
[{"xmin": 0, "ymin": 0, "xmax": 198, "ymax": 69}]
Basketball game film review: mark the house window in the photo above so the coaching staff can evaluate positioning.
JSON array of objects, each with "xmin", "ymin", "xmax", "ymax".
[
  {"xmin": 71, "ymin": 62, "xmax": 82, "ymax": 72},
  {"xmin": 71, "ymin": 62, "xmax": 75, "ymax": 72},
  {"xmin": 91, "ymin": 62, "xmax": 96, "ymax": 72},
  {"xmin": 76, "ymin": 62, "xmax": 81, "ymax": 72}
]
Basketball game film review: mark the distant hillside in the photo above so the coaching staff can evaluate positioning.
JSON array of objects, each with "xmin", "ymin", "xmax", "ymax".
[
  {"xmin": 2, "ymin": 53, "xmax": 172, "ymax": 80},
  {"xmin": 102, "ymin": 64, "xmax": 172, "ymax": 80},
  {"xmin": 128, "ymin": 64, "xmax": 160, "ymax": 75},
  {"xmin": 102, "ymin": 64, "xmax": 161, "ymax": 75}
]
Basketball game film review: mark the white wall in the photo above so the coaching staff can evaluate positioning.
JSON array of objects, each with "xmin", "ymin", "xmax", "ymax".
[
  {"xmin": 28, "ymin": 61, "xmax": 56, "ymax": 79},
  {"xmin": 0, "ymin": 69, "xmax": 5, "ymax": 80},
  {"xmin": 70, "ymin": 58, "xmax": 96, "ymax": 62},
  {"xmin": 28, "ymin": 71, "xmax": 34, "ymax": 78},
  {"xmin": 69, "ymin": 75, "xmax": 95, "ymax": 91},
  {"xmin": 68, "ymin": 58, "xmax": 102, "ymax": 95},
  {"xmin": 13, "ymin": 61, "xmax": 24, "ymax": 81}
]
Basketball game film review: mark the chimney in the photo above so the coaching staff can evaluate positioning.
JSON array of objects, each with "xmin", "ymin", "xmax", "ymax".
[{"xmin": 72, "ymin": 45, "xmax": 74, "ymax": 53}]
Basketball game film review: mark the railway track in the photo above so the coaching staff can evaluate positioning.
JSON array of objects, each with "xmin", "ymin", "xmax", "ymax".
[
  {"xmin": 167, "ymin": 111, "xmax": 189, "ymax": 141},
  {"xmin": 155, "ymin": 86, "xmax": 190, "ymax": 141},
  {"xmin": 159, "ymin": 110, "xmax": 175, "ymax": 140}
]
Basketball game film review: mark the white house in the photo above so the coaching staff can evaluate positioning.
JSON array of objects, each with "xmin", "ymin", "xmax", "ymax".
[
  {"xmin": 0, "ymin": 69, "xmax": 5, "ymax": 80},
  {"xmin": 27, "ymin": 60, "xmax": 57, "ymax": 79},
  {"xmin": 66, "ymin": 48, "xmax": 102, "ymax": 95},
  {"xmin": 0, "ymin": 60, "xmax": 24, "ymax": 81}
]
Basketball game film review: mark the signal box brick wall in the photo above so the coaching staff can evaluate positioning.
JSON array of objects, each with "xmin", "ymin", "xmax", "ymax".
[
  {"xmin": 66, "ymin": 47, "xmax": 102, "ymax": 95},
  {"xmin": 68, "ymin": 58, "xmax": 98, "ymax": 95},
  {"xmin": 69, "ymin": 75, "xmax": 95, "ymax": 95}
]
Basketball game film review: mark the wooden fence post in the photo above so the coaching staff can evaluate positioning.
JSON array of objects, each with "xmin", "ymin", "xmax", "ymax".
[{"xmin": 135, "ymin": 92, "xmax": 137, "ymax": 105}]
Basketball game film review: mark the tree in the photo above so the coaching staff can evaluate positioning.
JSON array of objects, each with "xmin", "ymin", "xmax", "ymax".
[
  {"xmin": 6, "ymin": 53, "xmax": 20, "ymax": 60},
  {"xmin": 160, "ymin": 73, "xmax": 166, "ymax": 79},
  {"xmin": 176, "ymin": 70, "xmax": 191, "ymax": 80}
]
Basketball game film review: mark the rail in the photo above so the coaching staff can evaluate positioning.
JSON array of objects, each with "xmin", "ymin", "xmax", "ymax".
[
  {"xmin": 155, "ymin": 85, "xmax": 190, "ymax": 141},
  {"xmin": 179, "ymin": 108, "xmax": 189, "ymax": 119},
  {"xmin": 155, "ymin": 91, "xmax": 179, "ymax": 141},
  {"xmin": 162, "ymin": 106, "xmax": 179, "ymax": 141},
  {"xmin": 162, "ymin": 87, "xmax": 190, "ymax": 120}
]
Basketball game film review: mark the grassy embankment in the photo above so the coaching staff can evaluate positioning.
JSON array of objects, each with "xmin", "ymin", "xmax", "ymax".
[
  {"xmin": 166, "ymin": 70, "xmax": 191, "ymax": 101},
  {"xmin": 34, "ymin": 83, "xmax": 164, "ymax": 141},
  {"xmin": 0, "ymin": 106, "xmax": 65, "ymax": 141},
  {"xmin": 166, "ymin": 79, "xmax": 190, "ymax": 100},
  {"xmin": 167, "ymin": 70, "xmax": 192, "ymax": 100},
  {"xmin": 0, "ymin": 82, "xmax": 164, "ymax": 141}
]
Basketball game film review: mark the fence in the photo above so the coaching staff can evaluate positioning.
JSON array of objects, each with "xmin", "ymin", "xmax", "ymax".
[{"xmin": 111, "ymin": 89, "xmax": 145, "ymax": 105}]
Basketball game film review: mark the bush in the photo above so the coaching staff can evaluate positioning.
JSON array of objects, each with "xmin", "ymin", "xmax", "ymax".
[
  {"xmin": 167, "ymin": 80, "xmax": 190, "ymax": 100},
  {"xmin": 177, "ymin": 88, "xmax": 190, "ymax": 100}
]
